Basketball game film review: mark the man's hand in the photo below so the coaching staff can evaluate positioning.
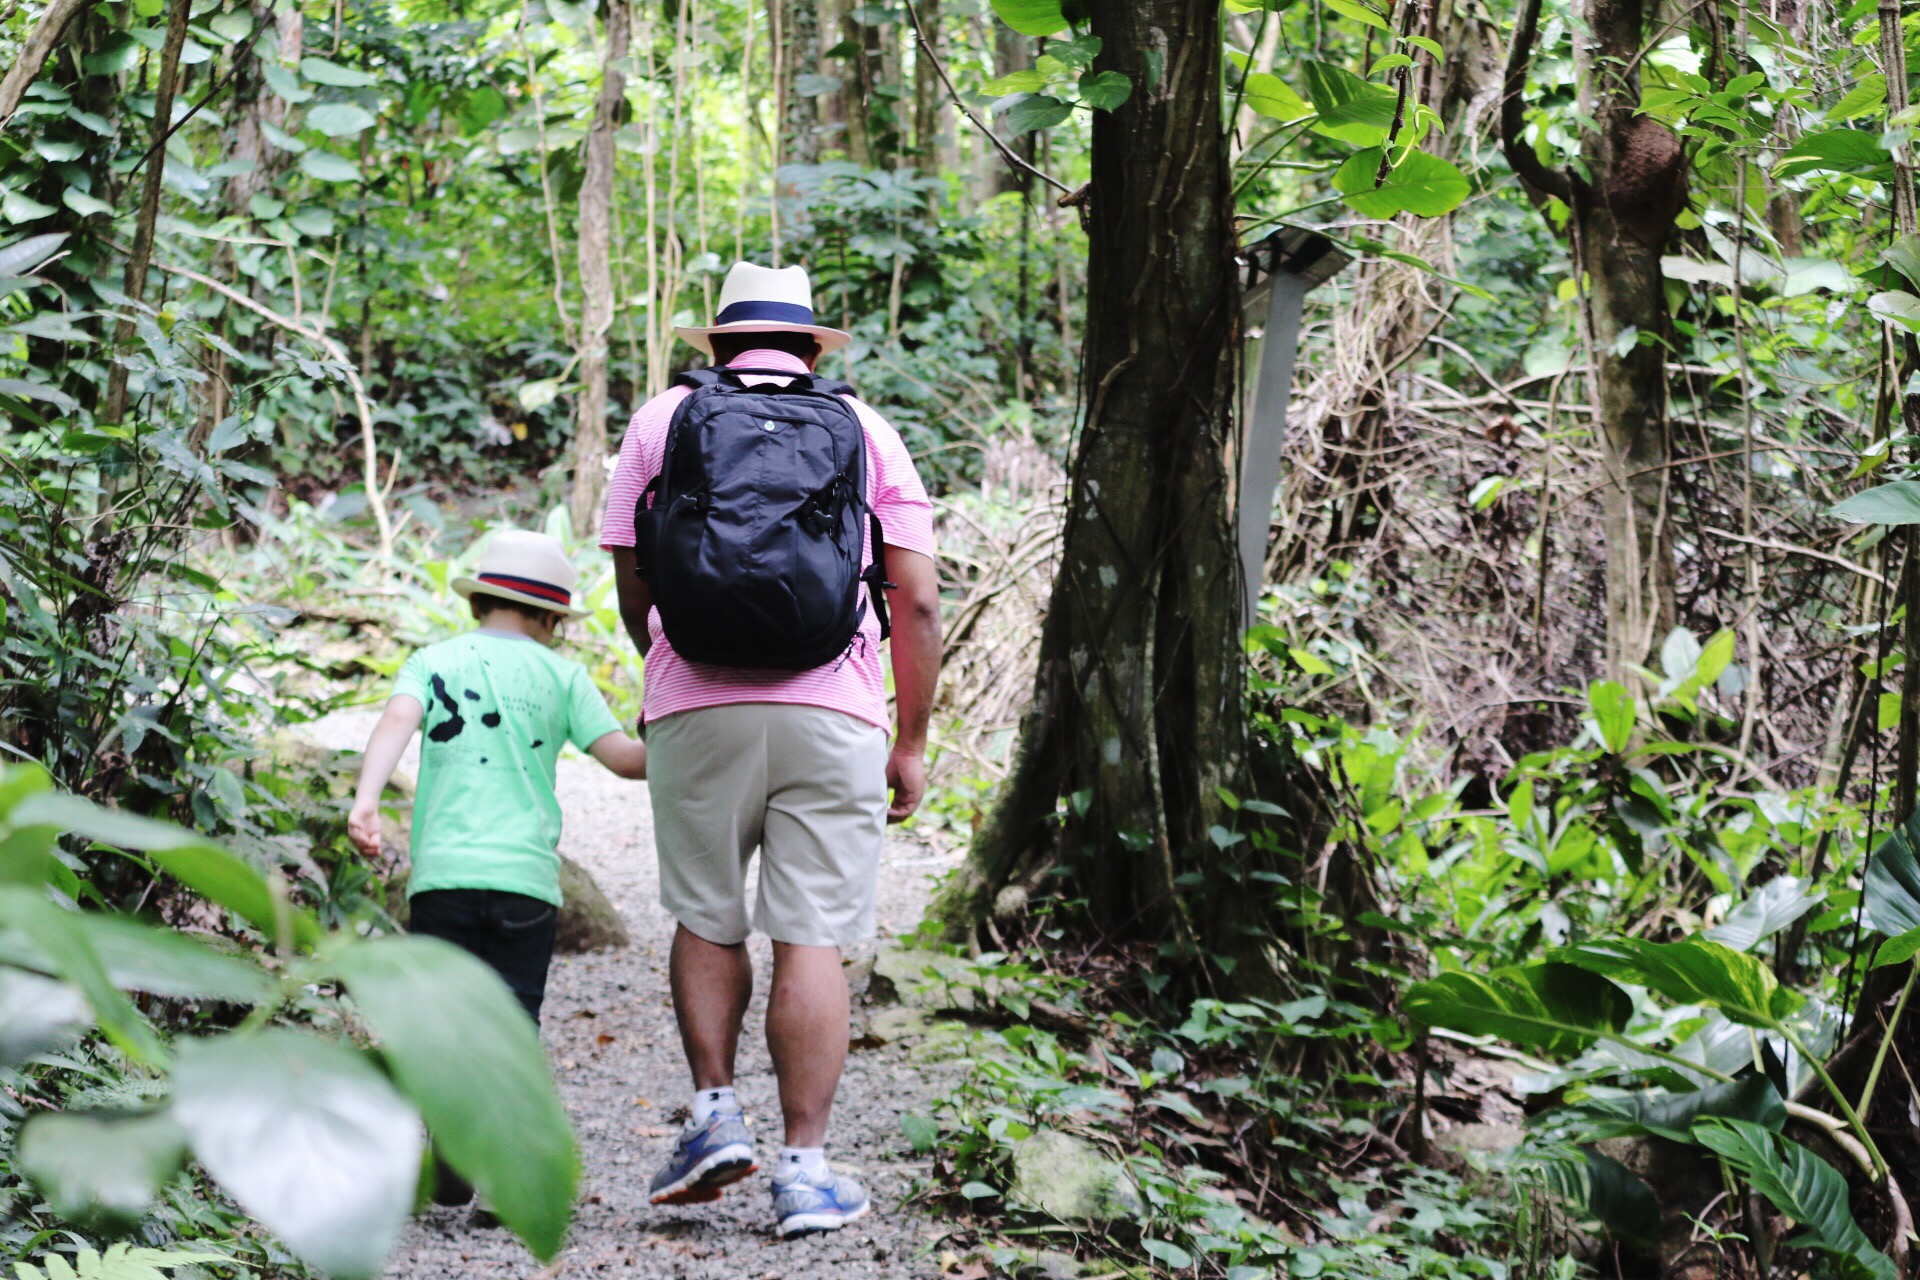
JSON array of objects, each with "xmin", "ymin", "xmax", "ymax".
[
  {"xmin": 347, "ymin": 799, "xmax": 383, "ymax": 860},
  {"xmin": 886, "ymin": 747, "xmax": 927, "ymax": 824}
]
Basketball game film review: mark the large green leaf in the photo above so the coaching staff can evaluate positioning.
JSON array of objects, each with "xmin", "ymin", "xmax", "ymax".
[
  {"xmin": 0, "ymin": 888, "xmax": 159, "ymax": 1062},
  {"xmin": 1583, "ymin": 1149, "xmax": 1659, "ymax": 1249},
  {"xmin": 0, "ymin": 914, "xmax": 274, "ymax": 1004},
  {"xmin": 1832, "ymin": 480, "xmax": 1920, "ymax": 525},
  {"xmin": 300, "ymin": 150, "xmax": 362, "ymax": 183},
  {"xmin": 1774, "ymin": 128, "xmax": 1892, "ymax": 179},
  {"xmin": 1694, "ymin": 1119, "xmax": 1895, "ymax": 1280},
  {"xmin": 11, "ymin": 792, "xmax": 316, "ymax": 949},
  {"xmin": 1588, "ymin": 680, "xmax": 1636, "ymax": 752},
  {"xmin": 1404, "ymin": 961, "xmax": 1630, "ymax": 1056},
  {"xmin": 1244, "ymin": 72, "xmax": 1312, "ymax": 122},
  {"xmin": 332, "ymin": 936, "xmax": 577, "ymax": 1260},
  {"xmin": 1862, "ymin": 814, "xmax": 1920, "ymax": 964},
  {"xmin": 299, "ymin": 55, "xmax": 378, "ymax": 87},
  {"xmin": 991, "ymin": 0, "xmax": 1070, "ymax": 35},
  {"xmin": 1585, "ymin": 1076, "xmax": 1785, "ymax": 1144},
  {"xmin": 998, "ymin": 93, "xmax": 1072, "ymax": 136},
  {"xmin": 1556, "ymin": 937, "xmax": 1800, "ymax": 1028},
  {"xmin": 172, "ymin": 1030, "xmax": 422, "ymax": 1279},
  {"xmin": 1300, "ymin": 61, "xmax": 1397, "ymax": 147},
  {"xmin": 1705, "ymin": 877, "xmax": 1821, "ymax": 953},
  {"xmin": 304, "ymin": 102, "xmax": 376, "ymax": 138},
  {"xmin": 1333, "ymin": 148, "xmax": 1470, "ymax": 218},
  {"xmin": 17, "ymin": 1110, "xmax": 188, "ymax": 1233},
  {"xmin": 1868, "ymin": 290, "xmax": 1920, "ymax": 334}
]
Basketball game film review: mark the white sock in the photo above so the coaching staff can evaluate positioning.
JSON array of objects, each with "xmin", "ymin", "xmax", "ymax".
[
  {"xmin": 690, "ymin": 1086, "xmax": 739, "ymax": 1124},
  {"xmin": 774, "ymin": 1146, "xmax": 828, "ymax": 1181}
]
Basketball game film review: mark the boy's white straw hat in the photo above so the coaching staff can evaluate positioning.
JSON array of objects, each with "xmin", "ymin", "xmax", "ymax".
[
  {"xmin": 453, "ymin": 529, "xmax": 590, "ymax": 621},
  {"xmin": 674, "ymin": 262, "xmax": 852, "ymax": 357}
]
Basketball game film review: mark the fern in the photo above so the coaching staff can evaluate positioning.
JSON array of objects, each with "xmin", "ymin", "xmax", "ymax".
[{"xmin": 12, "ymin": 1244, "xmax": 236, "ymax": 1280}]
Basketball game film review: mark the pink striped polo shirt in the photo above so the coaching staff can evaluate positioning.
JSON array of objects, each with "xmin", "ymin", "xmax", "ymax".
[{"xmin": 599, "ymin": 350, "xmax": 937, "ymax": 731}]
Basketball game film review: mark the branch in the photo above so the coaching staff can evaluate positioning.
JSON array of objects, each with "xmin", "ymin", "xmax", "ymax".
[
  {"xmin": 0, "ymin": 0, "xmax": 88, "ymax": 129},
  {"xmin": 900, "ymin": 0, "xmax": 1073, "ymax": 198},
  {"xmin": 1499, "ymin": 0, "xmax": 1571, "ymax": 203},
  {"xmin": 141, "ymin": 254, "xmax": 395, "ymax": 555}
]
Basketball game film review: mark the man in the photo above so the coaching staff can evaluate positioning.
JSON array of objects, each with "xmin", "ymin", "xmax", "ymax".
[{"xmin": 600, "ymin": 261, "xmax": 942, "ymax": 1238}]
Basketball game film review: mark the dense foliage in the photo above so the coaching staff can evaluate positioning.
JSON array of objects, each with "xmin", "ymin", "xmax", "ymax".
[{"xmin": 9, "ymin": 0, "xmax": 1920, "ymax": 1273}]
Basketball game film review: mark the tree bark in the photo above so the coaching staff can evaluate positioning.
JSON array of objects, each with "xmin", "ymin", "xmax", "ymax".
[
  {"xmin": 1502, "ymin": 0, "xmax": 1684, "ymax": 676},
  {"xmin": 102, "ymin": 0, "xmax": 194, "ymax": 429},
  {"xmin": 910, "ymin": 0, "xmax": 942, "ymax": 176},
  {"xmin": 934, "ymin": 0, "xmax": 1245, "ymax": 956},
  {"xmin": 569, "ymin": 0, "xmax": 630, "ymax": 536},
  {"xmin": 778, "ymin": 0, "xmax": 821, "ymax": 166},
  {"xmin": 224, "ymin": 0, "xmax": 303, "ymax": 213},
  {"xmin": 0, "ymin": 0, "xmax": 89, "ymax": 128}
]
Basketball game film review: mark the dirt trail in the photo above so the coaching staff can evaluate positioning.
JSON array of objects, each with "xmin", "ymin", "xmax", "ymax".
[{"xmin": 306, "ymin": 711, "xmax": 963, "ymax": 1280}]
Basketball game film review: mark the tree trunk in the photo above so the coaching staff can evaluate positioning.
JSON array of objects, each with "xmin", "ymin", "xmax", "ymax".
[
  {"xmin": 1502, "ymin": 0, "xmax": 1685, "ymax": 678},
  {"xmin": 992, "ymin": 22, "xmax": 1032, "ymax": 197},
  {"xmin": 777, "ymin": 0, "xmax": 820, "ymax": 166},
  {"xmin": 1574, "ymin": 0, "xmax": 1684, "ymax": 676},
  {"xmin": 102, "ymin": 0, "xmax": 194, "ymax": 429},
  {"xmin": 934, "ymin": 0, "xmax": 1245, "ymax": 955},
  {"xmin": 910, "ymin": 0, "xmax": 942, "ymax": 177},
  {"xmin": 224, "ymin": 0, "xmax": 303, "ymax": 213},
  {"xmin": 569, "ymin": 0, "xmax": 630, "ymax": 536}
]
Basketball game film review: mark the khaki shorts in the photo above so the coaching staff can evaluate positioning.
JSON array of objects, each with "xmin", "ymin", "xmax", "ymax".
[{"xmin": 647, "ymin": 703, "xmax": 889, "ymax": 948}]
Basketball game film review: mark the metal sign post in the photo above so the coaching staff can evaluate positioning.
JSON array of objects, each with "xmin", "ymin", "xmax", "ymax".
[{"xmin": 1237, "ymin": 227, "xmax": 1352, "ymax": 627}]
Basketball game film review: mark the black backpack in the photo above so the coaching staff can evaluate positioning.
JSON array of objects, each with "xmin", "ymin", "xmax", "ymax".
[{"xmin": 634, "ymin": 366, "xmax": 891, "ymax": 670}]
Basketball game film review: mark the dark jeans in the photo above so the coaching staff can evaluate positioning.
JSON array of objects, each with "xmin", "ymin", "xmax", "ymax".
[
  {"xmin": 408, "ymin": 888, "xmax": 559, "ymax": 1022},
  {"xmin": 408, "ymin": 888, "xmax": 558, "ymax": 1208}
]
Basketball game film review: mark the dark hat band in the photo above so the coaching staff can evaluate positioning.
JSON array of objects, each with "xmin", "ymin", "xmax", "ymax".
[
  {"xmin": 714, "ymin": 299, "xmax": 816, "ymax": 327},
  {"xmin": 476, "ymin": 572, "xmax": 572, "ymax": 606}
]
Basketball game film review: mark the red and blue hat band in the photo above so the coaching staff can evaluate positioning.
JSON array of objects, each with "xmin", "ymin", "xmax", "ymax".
[
  {"xmin": 476, "ymin": 572, "xmax": 572, "ymax": 606},
  {"xmin": 714, "ymin": 299, "xmax": 815, "ymax": 326}
]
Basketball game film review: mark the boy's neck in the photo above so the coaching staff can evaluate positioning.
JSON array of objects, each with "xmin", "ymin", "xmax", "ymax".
[{"xmin": 476, "ymin": 614, "xmax": 555, "ymax": 646}]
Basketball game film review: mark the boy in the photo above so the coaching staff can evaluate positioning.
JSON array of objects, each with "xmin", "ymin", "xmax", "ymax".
[{"xmin": 347, "ymin": 527, "xmax": 647, "ymax": 1027}]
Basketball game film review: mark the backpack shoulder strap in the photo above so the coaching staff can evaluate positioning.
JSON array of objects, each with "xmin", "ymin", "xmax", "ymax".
[{"xmin": 674, "ymin": 366, "xmax": 730, "ymax": 390}]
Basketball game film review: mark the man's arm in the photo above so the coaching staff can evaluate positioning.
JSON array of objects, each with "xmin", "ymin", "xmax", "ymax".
[
  {"xmin": 347, "ymin": 695, "xmax": 424, "ymax": 858},
  {"xmin": 884, "ymin": 546, "xmax": 941, "ymax": 823},
  {"xmin": 609, "ymin": 546, "xmax": 654, "ymax": 658}
]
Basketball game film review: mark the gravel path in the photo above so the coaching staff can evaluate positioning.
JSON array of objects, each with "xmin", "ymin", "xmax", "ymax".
[{"xmin": 305, "ymin": 712, "xmax": 964, "ymax": 1280}]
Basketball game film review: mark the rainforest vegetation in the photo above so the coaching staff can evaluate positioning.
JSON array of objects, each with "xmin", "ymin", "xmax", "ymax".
[{"xmin": 3, "ymin": 0, "xmax": 1920, "ymax": 1274}]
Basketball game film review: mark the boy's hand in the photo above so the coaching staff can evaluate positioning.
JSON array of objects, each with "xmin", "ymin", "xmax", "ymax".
[
  {"xmin": 347, "ymin": 800, "xmax": 384, "ymax": 860},
  {"xmin": 886, "ymin": 747, "xmax": 926, "ymax": 824}
]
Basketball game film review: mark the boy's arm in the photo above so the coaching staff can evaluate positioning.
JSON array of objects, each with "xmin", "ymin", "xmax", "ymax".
[
  {"xmin": 884, "ymin": 546, "xmax": 942, "ymax": 823},
  {"xmin": 587, "ymin": 730, "xmax": 648, "ymax": 780},
  {"xmin": 347, "ymin": 696, "xmax": 424, "ymax": 858}
]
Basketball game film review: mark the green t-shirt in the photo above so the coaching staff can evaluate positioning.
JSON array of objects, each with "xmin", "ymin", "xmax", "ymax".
[{"xmin": 392, "ymin": 630, "xmax": 624, "ymax": 906}]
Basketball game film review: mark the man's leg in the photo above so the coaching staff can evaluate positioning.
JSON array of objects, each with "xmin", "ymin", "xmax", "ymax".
[
  {"xmin": 669, "ymin": 923, "xmax": 754, "ymax": 1089},
  {"xmin": 765, "ymin": 942, "xmax": 849, "ymax": 1146}
]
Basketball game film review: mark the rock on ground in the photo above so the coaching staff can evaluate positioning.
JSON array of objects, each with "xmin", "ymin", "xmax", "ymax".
[{"xmin": 303, "ymin": 711, "xmax": 965, "ymax": 1279}]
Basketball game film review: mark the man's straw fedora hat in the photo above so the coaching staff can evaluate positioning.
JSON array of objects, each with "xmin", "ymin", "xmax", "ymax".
[{"xmin": 674, "ymin": 262, "xmax": 852, "ymax": 357}]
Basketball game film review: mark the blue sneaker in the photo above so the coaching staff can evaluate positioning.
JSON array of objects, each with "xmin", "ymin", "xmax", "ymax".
[
  {"xmin": 771, "ymin": 1165, "xmax": 871, "ymax": 1238},
  {"xmin": 649, "ymin": 1111, "xmax": 757, "ymax": 1206}
]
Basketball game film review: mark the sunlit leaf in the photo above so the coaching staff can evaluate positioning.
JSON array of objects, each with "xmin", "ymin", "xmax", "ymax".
[
  {"xmin": 991, "ymin": 0, "xmax": 1070, "ymax": 36},
  {"xmin": 1554, "ymin": 937, "xmax": 1800, "ymax": 1028},
  {"xmin": 1243, "ymin": 72, "xmax": 1312, "ymax": 122},
  {"xmin": 1333, "ymin": 148, "xmax": 1470, "ymax": 218},
  {"xmin": 305, "ymin": 102, "xmax": 377, "ymax": 138},
  {"xmin": 18, "ymin": 1110, "xmax": 188, "ymax": 1233},
  {"xmin": 1705, "ymin": 877, "xmax": 1821, "ymax": 952},
  {"xmin": 332, "ymin": 937, "xmax": 577, "ymax": 1261},
  {"xmin": 172, "ymin": 1030, "xmax": 422, "ymax": 1279},
  {"xmin": 1830, "ymin": 479, "xmax": 1920, "ymax": 524},
  {"xmin": 299, "ymin": 56, "xmax": 378, "ymax": 88},
  {"xmin": 1404, "ymin": 962, "xmax": 1630, "ymax": 1056}
]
